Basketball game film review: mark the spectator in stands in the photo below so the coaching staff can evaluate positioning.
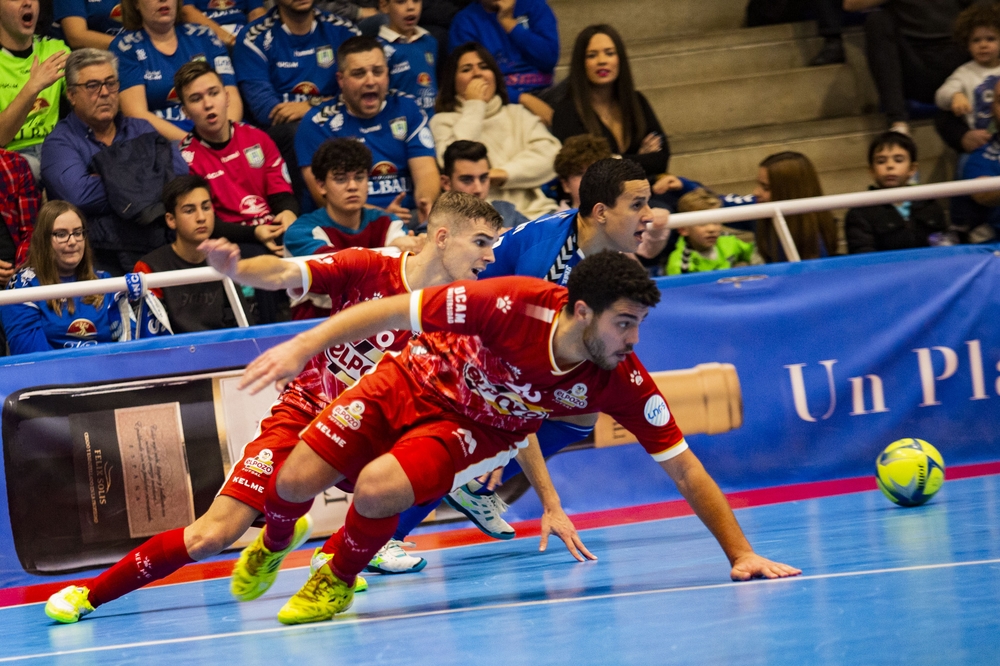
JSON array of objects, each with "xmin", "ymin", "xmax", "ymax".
[
  {"xmin": 810, "ymin": 0, "xmax": 847, "ymax": 66},
  {"xmin": 133, "ymin": 175, "xmax": 250, "ymax": 333},
  {"xmin": 431, "ymin": 42, "xmax": 559, "ymax": 218},
  {"xmin": 448, "ymin": 0, "xmax": 557, "ymax": 112},
  {"xmin": 552, "ymin": 134, "xmax": 613, "ymax": 210},
  {"xmin": 233, "ymin": 0, "xmax": 360, "ymax": 199},
  {"xmin": 284, "ymin": 137, "xmax": 417, "ymax": 318},
  {"xmin": 439, "ymin": 139, "xmax": 527, "ymax": 227},
  {"xmin": 845, "ymin": 0, "xmax": 969, "ymax": 137},
  {"xmin": 175, "ymin": 61, "xmax": 297, "ymax": 238},
  {"xmin": 960, "ymin": 77, "xmax": 1000, "ymax": 240},
  {"xmin": 112, "ymin": 0, "xmax": 242, "ymax": 141},
  {"xmin": 934, "ymin": 5, "xmax": 1000, "ymax": 152},
  {"xmin": 377, "ymin": 0, "xmax": 438, "ymax": 114},
  {"xmin": 42, "ymin": 49, "xmax": 190, "ymax": 276},
  {"xmin": 295, "ymin": 35, "xmax": 440, "ymax": 221},
  {"xmin": 551, "ymin": 25, "xmax": 668, "ymax": 181},
  {"xmin": 53, "ymin": 0, "xmax": 124, "ymax": 49},
  {"xmin": 754, "ymin": 151, "xmax": 839, "ymax": 262},
  {"xmin": 846, "ymin": 131, "xmax": 948, "ymax": 253},
  {"xmin": 0, "ymin": 0, "xmax": 69, "ymax": 178},
  {"xmin": 0, "ymin": 201, "xmax": 129, "ymax": 355},
  {"xmin": 181, "ymin": 0, "xmax": 267, "ymax": 47},
  {"xmin": 661, "ymin": 189, "xmax": 758, "ymax": 276},
  {"xmin": 0, "ymin": 149, "xmax": 38, "ymax": 285}
]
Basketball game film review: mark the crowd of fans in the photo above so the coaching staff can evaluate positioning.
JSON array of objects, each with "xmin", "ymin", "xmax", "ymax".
[{"xmin": 2, "ymin": 0, "xmax": 1000, "ymax": 356}]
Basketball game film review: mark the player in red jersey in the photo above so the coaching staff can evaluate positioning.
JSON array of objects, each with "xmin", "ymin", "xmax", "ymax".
[
  {"xmin": 235, "ymin": 251, "xmax": 801, "ymax": 625},
  {"xmin": 43, "ymin": 192, "xmax": 504, "ymax": 624},
  {"xmin": 176, "ymin": 60, "xmax": 298, "ymax": 230}
]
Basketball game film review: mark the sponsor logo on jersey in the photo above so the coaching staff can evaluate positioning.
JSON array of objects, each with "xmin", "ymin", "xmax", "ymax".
[
  {"xmin": 417, "ymin": 72, "xmax": 431, "ymax": 87},
  {"xmin": 554, "ymin": 383, "xmax": 589, "ymax": 410},
  {"xmin": 166, "ymin": 87, "xmax": 179, "ymax": 103},
  {"xmin": 292, "ymin": 81, "xmax": 319, "ymax": 96},
  {"xmin": 110, "ymin": 3, "xmax": 123, "ymax": 20},
  {"xmin": 390, "ymin": 61, "xmax": 410, "ymax": 75},
  {"xmin": 446, "ymin": 285, "xmax": 466, "ymax": 324},
  {"xmin": 390, "ymin": 117, "xmax": 407, "ymax": 140},
  {"xmin": 359, "ymin": 124, "xmax": 382, "ymax": 134},
  {"xmin": 67, "ymin": 318, "xmax": 98, "ymax": 338},
  {"xmin": 316, "ymin": 46, "xmax": 334, "ymax": 68},
  {"xmin": 644, "ymin": 395, "xmax": 670, "ymax": 426},
  {"xmin": 293, "ymin": 48, "xmax": 316, "ymax": 57},
  {"xmin": 324, "ymin": 332, "xmax": 397, "ymax": 386},
  {"xmin": 240, "ymin": 195, "xmax": 269, "ymax": 216},
  {"xmin": 221, "ymin": 151, "xmax": 240, "ymax": 162},
  {"xmin": 181, "ymin": 149, "xmax": 196, "ymax": 163},
  {"xmin": 462, "ymin": 364, "xmax": 548, "ymax": 419},
  {"xmin": 243, "ymin": 448, "xmax": 274, "ymax": 475},
  {"xmin": 214, "ymin": 55, "xmax": 234, "ymax": 76},
  {"xmin": 143, "ymin": 70, "xmax": 162, "ymax": 81},
  {"xmin": 418, "ymin": 126, "xmax": 434, "ymax": 148},
  {"xmin": 206, "ymin": 170, "xmax": 224, "ymax": 179},
  {"xmin": 330, "ymin": 399, "xmax": 365, "ymax": 431},
  {"xmin": 29, "ymin": 98, "xmax": 49, "ymax": 114},
  {"xmin": 495, "ymin": 295, "xmax": 511, "ymax": 313},
  {"xmin": 276, "ymin": 61, "xmax": 298, "ymax": 68},
  {"xmin": 368, "ymin": 161, "xmax": 409, "ymax": 197},
  {"xmin": 454, "ymin": 428, "xmax": 477, "ymax": 456},
  {"xmin": 244, "ymin": 144, "xmax": 265, "ymax": 168}
]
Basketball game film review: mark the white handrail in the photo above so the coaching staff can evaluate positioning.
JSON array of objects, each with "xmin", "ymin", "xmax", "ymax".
[{"xmin": 2, "ymin": 176, "xmax": 1000, "ymax": 309}]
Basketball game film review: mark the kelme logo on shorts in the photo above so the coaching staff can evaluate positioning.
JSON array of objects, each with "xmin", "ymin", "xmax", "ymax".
[
  {"xmin": 244, "ymin": 448, "xmax": 274, "ymax": 475},
  {"xmin": 644, "ymin": 395, "xmax": 670, "ymax": 426}
]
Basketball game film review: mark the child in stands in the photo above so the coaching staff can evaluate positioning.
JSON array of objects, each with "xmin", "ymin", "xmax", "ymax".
[
  {"xmin": 376, "ymin": 0, "xmax": 438, "ymax": 114},
  {"xmin": 935, "ymin": 5, "xmax": 1000, "ymax": 140}
]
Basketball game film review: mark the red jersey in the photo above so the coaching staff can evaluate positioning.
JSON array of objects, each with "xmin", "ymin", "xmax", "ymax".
[
  {"xmin": 279, "ymin": 247, "xmax": 413, "ymax": 417},
  {"xmin": 405, "ymin": 276, "xmax": 687, "ymax": 461},
  {"xmin": 180, "ymin": 122, "xmax": 292, "ymax": 225}
]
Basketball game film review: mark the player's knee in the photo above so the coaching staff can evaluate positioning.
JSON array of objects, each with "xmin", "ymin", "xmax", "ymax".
[
  {"xmin": 185, "ymin": 520, "xmax": 242, "ymax": 560},
  {"xmin": 274, "ymin": 463, "xmax": 317, "ymax": 504},
  {"xmin": 354, "ymin": 465, "xmax": 412, "ymax": 518}
]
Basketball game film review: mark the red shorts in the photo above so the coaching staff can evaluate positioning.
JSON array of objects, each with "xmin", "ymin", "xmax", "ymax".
[
  {"xmin": 218, "ymin": 401, "xmax": 313, "ymax": 513},
  {"xmin": 299, "ymin": 359, "xmax": 528, "ymax": 500}
]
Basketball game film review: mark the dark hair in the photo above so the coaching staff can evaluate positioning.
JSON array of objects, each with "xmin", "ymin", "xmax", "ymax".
[
  {"xmin": 174, "ymin": 60, "xmax": 221, "ymax": 104},
  {"xmin": 162, "ymin": 174, "xmax": 211, "ymax": 214},
  {"xmin": 427, "ymin": 190, "xmax": 504, "ymax": 232},
  {"xmin": 554, "ymin": 134, "xmax": 614, "ymax": 180},
  {"xmin": 757, "ymin": 152, "xmax": 838, "ymax": 262},
  {"xmin": 121, "ymin": 0, "xmax": 183, "ymax": 31},
  {"xmin": 337, "ymin": 35, "xmax": 385, "ymax": 70},
  {"xmin": 436, "ymin": 42, "xmax": 509, "ymax": 113},
  {"xmin": 568, "ymin": 25, "xmax": 644, "ymax": 151},
  {"xmin": 27, "ymin": 201, "xmax": 102, "ymax": 317},
  {"xmin": 578, "ymin": 157, "xmax": 647, "ymax": 218},
  {"xmin": 954, "ymin": 4, "xmax": 1000, "ymax": 45},
  {"xmin": 442, "ymin": 140, "xmax": 489, "ymax": 176},
  {"xmin": 310, "ymin": 138, "xmax": 373, "ymax": 182},
  {"xmin": 567, "ymin": 250, "xmax": 660, "ymax": 316},
  {"xmin": 867, "ymin": 131, "xmax": 917, "ymax": 165}
]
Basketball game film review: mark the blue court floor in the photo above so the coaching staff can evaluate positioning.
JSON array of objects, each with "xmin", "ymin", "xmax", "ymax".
[{"xmin": 3, "ymin": 475, "xmax": 1000, "ymax": 665}]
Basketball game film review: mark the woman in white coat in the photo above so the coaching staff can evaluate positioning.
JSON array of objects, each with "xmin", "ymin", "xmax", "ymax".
[{"xmin": 430, "ymin": 42, "xmax": 561, "ymax": 219}]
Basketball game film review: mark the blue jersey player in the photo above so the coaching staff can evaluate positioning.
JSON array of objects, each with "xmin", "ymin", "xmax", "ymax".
[
  {"xmin": 376, "ymin": 0, "xmax": 438, "ymax": 114},
  {"xmin": 369, "ymin": 158, "xmax": 673, "ymax": 573},
  {"xmin": 295, "ymin": 35, "xmax": 440, "ymax": 221}
]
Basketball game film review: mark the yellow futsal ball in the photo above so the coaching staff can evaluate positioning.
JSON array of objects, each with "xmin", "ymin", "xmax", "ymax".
[{"xmin": 875, "ymin": 438, "xmax": 946, "ymax": 507}]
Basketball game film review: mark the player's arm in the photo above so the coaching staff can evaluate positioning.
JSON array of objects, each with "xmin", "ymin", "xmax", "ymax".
[
  {"xmin": 517, "ymin": 434, "xmax": 596, "ymax": 562},
  {"xmin": 200, "ymin": 237, "xmax": 301, "ymax": 290},
  {"xmin": 408, "ymin": 155, "xmax": 440, "ymax": 223},
  {"xmin": 659, "ymin": 449, "xmax": 801, "ymax": 581},
  {"xmin": 241, "ymin": 293, "xmax": 412, "ymax": 393}
]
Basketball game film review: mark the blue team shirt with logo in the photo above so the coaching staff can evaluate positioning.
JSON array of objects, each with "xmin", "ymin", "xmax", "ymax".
[
  {"xmin": 183, "ymin": 0, "xmax": 263, "ymax": 29},
  {"xmin": 234, "ymin": 7, "xmax": 360, "ymax": 125},
  {"xmin": 295, "ymin": 91, "xmax": 435, "ymax": 209},
  {"xmin": 53, "ymin": 0, "xmax": 122, "ymax": 36},
  {"xmin": 378, "ymin": 27, "xmax": 438, "ymax": 114},
  {"xmin": 112, "ymin": 24, "xmax": 236, "ymax": 131}
]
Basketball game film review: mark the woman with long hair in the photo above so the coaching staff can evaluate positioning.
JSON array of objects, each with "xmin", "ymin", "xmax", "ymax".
[
  {"xmin": 551, "ymin": 24, "xmax": 668, "ymax": 179},
  {"xmin": 753, "ymin": 152, "xmax": 839, "ymax": 262},
  {"xmin": 1, "ymin": 201, "xmax": 128, "ymax": 355},
  {"xmin": 431, "ymin": 42, "xmax": 562, "ymax": 219}
]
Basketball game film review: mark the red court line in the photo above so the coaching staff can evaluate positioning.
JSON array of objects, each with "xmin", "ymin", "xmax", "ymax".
[{"xmin": 4, "ymin": 460, "xmax": 998, "ymax": 609}]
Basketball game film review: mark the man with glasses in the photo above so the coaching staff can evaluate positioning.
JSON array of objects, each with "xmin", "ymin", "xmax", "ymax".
[{"xmin": 41, "ymin": 48, "xmax": 189, "ymax": 275}]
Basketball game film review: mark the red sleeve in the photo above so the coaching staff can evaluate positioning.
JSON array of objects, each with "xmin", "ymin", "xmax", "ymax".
[
  {"xmin": 261, "ymin": 131, "xmax": 293, "ymax": 196},
  {"xmin": 303, "ymin": 248, "xmax": 370, "ymax": 297},
  {"xmin": 132, "ymin": 261, "xmax": 164, "ymax": 299},
  {"xmin": 598, "ymin": 356, "xmax": 687, "ymax": 462}
]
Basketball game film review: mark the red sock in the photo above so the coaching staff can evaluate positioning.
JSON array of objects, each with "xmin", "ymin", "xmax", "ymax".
[
  {"xmin": 262, "ymin": 481, "xmax": 313, "ymax": 552},
  {"xmin": 324, "ymin": 504, "xmax": 399, "ymax": 584},
  {"xmin": 88, "ymin": 527, "xmax": 194, "ymax": 608}
]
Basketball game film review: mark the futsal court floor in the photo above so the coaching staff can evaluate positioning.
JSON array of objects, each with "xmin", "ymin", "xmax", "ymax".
[{"xmin": 2, "ymin": 471, "xmax": 999, "ymax": 665}]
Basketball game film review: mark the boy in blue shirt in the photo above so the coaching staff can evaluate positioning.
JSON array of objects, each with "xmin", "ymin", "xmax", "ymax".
[{"xmin": 376, "ymin": 0, "xmax": 437, "ymax": 114}]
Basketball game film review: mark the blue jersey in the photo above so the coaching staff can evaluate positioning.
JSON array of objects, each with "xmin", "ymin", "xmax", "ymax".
[
  {"xmin": 112, "ymin": 24, "xmax": 235, "ymax": 132},
  {"xmin": 183, "ymin": 0, "xmax": 263, "ymax": 29},
  {"xmin": 53, "ymin": 0, "xmax": 122, "ymax": 37},
  {"xmin": 481, "ymin": 208, "xmax": 582, "ymax": 284},
  {"xmin": 0, "ymin": 267, "xmax": 126, "ymax": 355},
  {"xmin": 378, "ymin": 26, "xmax": 438, "ymax": 114},
  {"xmin": 234, "ymin": 7, "xmax": 360, "ymax": 126},
  {"xmin": 295, "ymin": 91, "xmax": 435, "ymax": 209}
]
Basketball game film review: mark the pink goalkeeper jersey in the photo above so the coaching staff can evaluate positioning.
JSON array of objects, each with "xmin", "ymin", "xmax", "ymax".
[
  {"xmin": 404, "ymin": 276, "xmax": 688, "ymax": 461},
  {"xmin": 179, "ymin": 121, "xmax": 292, "ymax": 225},
  {"xmin": 279, "ymin": 247, "xmax": 413, "ymax": 417}
]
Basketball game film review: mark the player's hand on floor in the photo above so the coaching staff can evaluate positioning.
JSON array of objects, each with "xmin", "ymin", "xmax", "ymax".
[
  {"xmin": 240, "ymin": 338, "xmax": 310, "ymax": 394},
  {"xmin": 729, "ymin": 553, "xmax": 801, "ymax": 581},
  {"xmin": 539, "ymin": 506, "xmax": 597, "ymax": 563}
]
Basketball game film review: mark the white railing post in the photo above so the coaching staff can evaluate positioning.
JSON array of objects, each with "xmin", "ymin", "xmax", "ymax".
[
  {"xmin": 771, "ymin": 209, "xmax": 802, "ymax": 262},
  {"xmin": 221, "ymin": 277, "xmax": 250, "ymax": 328}
]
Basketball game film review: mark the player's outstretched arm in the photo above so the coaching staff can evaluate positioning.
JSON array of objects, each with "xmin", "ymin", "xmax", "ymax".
[
  {"xmin": 240, "ymin": 293, "xmax": 413, "ymax": 394},
  {"xmin": 200, "ymin": 238, "xmax": 301, "ymax": 291},
  {"xmin": 660, "ymin": 449, "xmax": 801, "ymax": 581},
  {"xmin": 637, "ymin": 209, "xmax": 670, "ymax": 259},
  {"xmin": 518, "ymin": 434, "xmax": 596, "ymax": 562}
]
